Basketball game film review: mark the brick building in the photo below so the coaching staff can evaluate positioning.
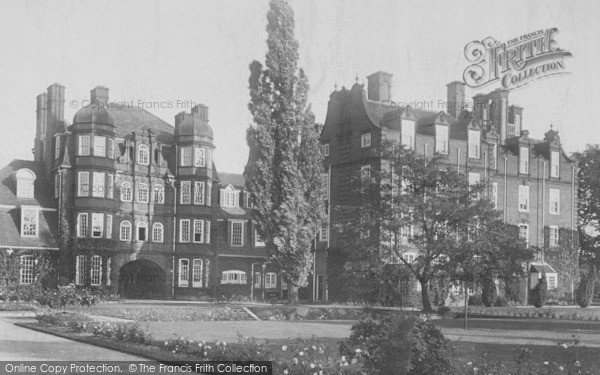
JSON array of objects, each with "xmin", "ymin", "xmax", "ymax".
[
  {"xmin": 0, "ymin": 84, "xmax": 282, "ymax": 300},
  {"xmin": 317, "ymin": 72, "xmax": 578, "ymax": 303}
]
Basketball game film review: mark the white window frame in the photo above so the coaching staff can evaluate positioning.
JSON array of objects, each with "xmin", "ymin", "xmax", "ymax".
[
  {"xmin": 152, "ymin": 222, "xmax": 164, "ymax": 242},
  {"xmin": 402, "ymin": 120, "xmax": 415, "ymax": 150},
  {"xmin": 361, "ymin": 133, "xmax": 371, "ymax": 148},
  {"xmin": 194, "ymin": 147, "xmax": 206, "ymax": 167},
  {"xmin": 91, "ymin": 213, "xmax": 104, "ymax": 238},
  {"xmin": 265, "ymin": 272, "xmax": 277, "ymax": 289},
  {"xmin": 19, "ymin": 255, "xmax": 34, "ymax": 285},
  {"xmin": 107, "ymin": 138, "xmax": 115, "ymax": 159},
  {"xmin": 90, "ymin": 255, "xmax": 102, "ymax": 286},
  {"xmin": 75, "ymin": 255, "xmax": 85, "ymax": 285},
  {"xmin": 518, "ymin": 185, "xmax": 529, "ymax": 212},
  {"xmin": 137, "ymin": 183, "xmax": 149, "ymax": 203},
  {"xmin": 520, "ymin": 147, "xmax": 529, "ymax": 174},
  {"xmin": 519, "ymin": 224, "xmax": 529, "ymax": 245},
  {"xmin": 180, "ymin": 181, "xmax": 191, "ymax": 204},
  {"xmin": 361, "ymin": 165, "xmax": 371, "ymax": 180},
  {"xmin": 205, "ymin": 220, "xmax": 211, "ymax": 244},
  {"xmin": 106, "ymin": 257, "xmax": 112, "ymax": 286},
  {"xmin": 322, "ymin": 143, "xmax": 329, "ymax": 156},
  {"xmin": 79, "ymin": 135, "xmax": 90, "ymax": 156},
  {"xmin": 16, "ymin": 169, "xmax": 35, "ymax": 198},
  {"xmin": 192, "ymin": 259, "xmax": 203, "ymax": 288},
  {"xmin": 180, "ymin": 219, "xmax": 190, "ymax": 242},
  {"xmin": 194, "ymin": 181, "xmax": 205, "ymax": 205},
  {"xmin": 549, "ymin": 225, "xmax": 559, "ymax": 247},
  {"xmin": 137, "ymin": 222, "xmax": 148, "ymax": 241},
  {"xmin": 20, "ymin": 206, "xmax": 39, "ymax": 238},
  {"xmin": 178, "ymin": 259, "xmax": 189, "ymax": 287},
  {"xmin": 77, "ymin": 213, "xmax": 88, "ymax": 238},
  {"xmin": 254, "ymin": 272, "xmax": 262, "ymax": 288},
  {"xmin": 220, "ymin": 270, "xmax": 247, "ymax": 285},
  {"xmin": 549, "ymin": 188, "xmax": 560, "ymax": 214},
  {"xmin": 231, "ymin": 221, "xmax": 244, "ymax": 246},
  {"xmin": 106, "ymin": 174, "xmax": 114, "ymax": 199},
  {"xmin": 120, "ymin": 221, "xmax": 131, "ymax": 241},
  {"xmin": 138, "ymin": 144, "xmax": 149, "ymax": 165},
  {"xmin": 54, "ymin": 135, "xmax": 61, "ymax": 160},
  {"xmin": 153, "ymin": 184, "xmax": 164, "ymax": 203},
  {"xmin": 106, "ymin": 214, "xmax": 113, "ymax": 239},
  {"xmin": 180, "ymin": 147, "xmax": 192, "ymax": 167},
  {"xmin": 92, "ymin": 172, "xmax": 105, "ymax": 198},
  {"xmin": 550, "ymin": 151, "xmax": 560, "ymax": 178},
  {"xmin": 121, "ymin": 182, "xmax": 132, "ymax": 202},
  {"xmin": 94, "ymin": 136, "xmax": 106, "ymax": 157},
  {"xmin": 220, "ymin": 186, "xmax": 239, "ymax": 207},
  {"xmin": 468, "ymin": 172, "xmax": 480, "ymax": 186},
  {"xmin": 193, "ymin": 219, "xmax": 204, "ymax": 243},
  {"xmin": 468, "ymin": 129, "xmax": 480, "ymax": 159},
  {"xmin": 547, "ymin": 274, "xmax": 558, "ymax": 290},
  {"xmin": 255, "ymin": 229, "xmax": 265, "ymax": 247},
  {"xmin": 435, "ymin": 125, "xmax": 449, "ymax": 154},
  {"xmin": 491, "ymin": 181, "xmax": 498, "ymax": 209},
  {"xmin": 320, "ymin": 226, "xmax": 329, "ymax": 242},
  {"xmin": 78, "ymin": 171, "xmax": 89, "ymax": 197}
]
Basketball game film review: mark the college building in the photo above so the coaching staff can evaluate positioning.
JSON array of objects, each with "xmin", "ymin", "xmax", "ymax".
[
  {"xmin": 0, "ymin": 84, "xmax": 284, "ymax": 300},
  {"xmin": 316, "ymin": 71, "xmax": 578, "ymax": 303}
]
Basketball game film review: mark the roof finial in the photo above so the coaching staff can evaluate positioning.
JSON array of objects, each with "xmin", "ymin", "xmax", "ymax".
[
  {"xmin": 355, "ymin": 73, "xmax": 359, "ymax": 83},
  {"xmin": 550, "ymin": 123, "xmax": 553, "ymax": 130},
  {"xmin": 334, "ymin": 80, "xmax": 338, "ymax": 90}
]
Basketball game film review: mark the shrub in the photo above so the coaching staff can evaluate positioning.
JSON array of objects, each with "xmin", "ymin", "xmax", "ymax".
[
  {"xmin": 532, "ymin": 275, "xmax": 548, "ymax": 308},
  {"xmin": 494, "ymin": 295, "xmax": 509, "ymax": 307},
  {"xmin": 481, "ymin": 277, "xmax": 498, "ymax": 307},
  {"xmin": 504, "ymin": 276, "xmax": 527, "ymax": 305},
  {"xmin": 468, "ymin": 294, "xmax": 483, "ymax": 306},
  {"xmin": 576, "ymin": 265, "xmax": 596, "ymax": 308},
  {"xmin": 340, "ymin": 315, "xmax": 453, "ymax": 375}
]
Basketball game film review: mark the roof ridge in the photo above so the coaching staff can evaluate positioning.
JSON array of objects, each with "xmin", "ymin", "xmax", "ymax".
[{"xmin": 131, "ymin": 106, "xmax": 174, "ymax": 128}]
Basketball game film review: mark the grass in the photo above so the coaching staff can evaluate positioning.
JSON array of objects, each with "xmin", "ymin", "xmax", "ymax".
[{"xmin": 84, "ymin": 305, "xmax": 253, "ymax": 322}]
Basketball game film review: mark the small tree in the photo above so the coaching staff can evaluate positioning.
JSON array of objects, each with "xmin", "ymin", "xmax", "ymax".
[
  {"xmin": 532, "ymin": 274, "xmax": 548, "ymax": 308},
  {"xmin": 481, "ymin": 276, "xmax": 498, "ymax": 307},
  {"xmin": 576, "ymin": 264, "xmax": 596, "ymax": 308}
]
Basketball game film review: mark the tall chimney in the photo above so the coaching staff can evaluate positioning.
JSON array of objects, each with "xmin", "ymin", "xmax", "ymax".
[
  {"xmin": 90, "ymin": 86, "xmax": 109, "ymax": 104},
  {"xmin": 446, "ymin": 81, "xmax": 466, "ymax": 118},
  {"xmin": 174, "ymin": 111, "xmax": 187, "ymax": 127},
  {"xmin": 191, "ymin": 104, "xmax": 209, "ymax": 122},
  {"xmin": 366, "ymin": 71, "xmax": 393, "ymax": 102},
  {"xmin": 34, "ymin": 92, "xmax": 48, "ymax": 162},
  {"xmin": 47, "ymin": 83, "xmax": 65, "ymax": 123}
]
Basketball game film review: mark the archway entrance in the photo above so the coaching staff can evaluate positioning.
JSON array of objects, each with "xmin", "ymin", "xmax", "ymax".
[{"xmin": 118, "ymin": 259, "xmax": 167, "ymax": 299}]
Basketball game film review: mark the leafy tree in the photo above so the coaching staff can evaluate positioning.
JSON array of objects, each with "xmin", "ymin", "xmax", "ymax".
[
  {"xmin": 576, "ymin": 264, "xmax": 596, "ymax": 308},
  {"xmin": 337, "ymin": 141, "xmax": 532, "ymax": 311},
  {"xmin": 481, "ymin": 276, "xmax": 498, "ymax": 307},
  {"xmin": 532, "ymin": 274, "xmax": 548, "ymax": 308},
  {"xmin": 574, "ymin": 145, "xmax": 600, "ymax": 266},
  {"xmin": 245, "ymin": 0, "xmax": 326, "ymax": 304}
]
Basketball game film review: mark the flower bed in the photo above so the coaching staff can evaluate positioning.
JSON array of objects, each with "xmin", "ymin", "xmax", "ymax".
[
  {"xmin": 457, "ymin": 306, "xmax": 600, "ymax": 321},
  {"xmin": 85, "ymin": 306, "xmax": 253, "ymax": 322}
]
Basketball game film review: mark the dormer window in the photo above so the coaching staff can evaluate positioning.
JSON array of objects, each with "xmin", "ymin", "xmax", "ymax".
[
  {"xmin": 361, "ymin": 133, "xmax": 371, "ymax": 148},
  {"xmin": 20, "ymin": 206, "xmax": 39, "ymax": 237},
  {"xmin": 402, "ymin": 120, "xmax": 415, "ymax": 150},
  {"xmin": 220, "ymin": 185, "xmax": 239, "ymax": 208},
  {"xmin": 435, "ymin": 125, "xmax": 448, "ymax": 154},
  {"xmin": 468, "ymin": 129, "xmax": 480, "ymax": 159},
  {"xmin": 138, "ymin": 144, "xmax": 149, "ymax": 165},
  {"xmin": 16, "ymin": 169, "xmax": 36, "ymax": 198}
]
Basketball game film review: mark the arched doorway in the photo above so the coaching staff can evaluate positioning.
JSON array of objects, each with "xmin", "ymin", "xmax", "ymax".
[{"xmin": 118, "ymin": 259, "xmax": 167, "ymax": 299}]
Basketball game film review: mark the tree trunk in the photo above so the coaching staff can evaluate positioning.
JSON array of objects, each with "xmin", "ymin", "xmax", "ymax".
[
  {"xmin": 288, "ymin": 281, "xmax": 300, "ymax": 305},
  {"xmin": 420, "ymin": 279, "xmax": 433, "ymax": 312}
]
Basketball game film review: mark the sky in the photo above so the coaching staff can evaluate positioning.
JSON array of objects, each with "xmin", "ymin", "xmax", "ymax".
[{"xmin": 0, "ymin": 0, "xmax": 598, "ymax": 173}]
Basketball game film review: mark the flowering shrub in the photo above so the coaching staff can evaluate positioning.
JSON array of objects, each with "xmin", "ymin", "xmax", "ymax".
[{"xmin": 339, "ymin": 315, "xmax": 453, "ymax": 375}]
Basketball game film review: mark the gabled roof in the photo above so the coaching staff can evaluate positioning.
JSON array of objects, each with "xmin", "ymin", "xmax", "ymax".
[
  {"xmin": 217, "ymin": 172, "xmax": 245, "ymax": 189},
  {"xmin": 530, "ymin": 263, "xmax": 557, "ymax": 274},
  {"xmin": 108, "ymin": 106, "xmax": 174, "ymax": 142},
  {"xmin": 0, "ymin": 160, "xmax": 55, "ymax": 208}
]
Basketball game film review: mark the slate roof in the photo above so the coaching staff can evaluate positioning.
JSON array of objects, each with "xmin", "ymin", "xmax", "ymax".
[
  {"xmin": 108, "ymin": 106, "xmax": 174, "ymax": 142},
  {"xmin": 217, "ymin": 172, "xmax": 245, "ymax": 189},
  {"xmin": 0, "ymin": 160, "xmax": 58, "ymax": 249},
  {"xmin": 530, "ymin": 263, "xmax": 557, "ymax": 274}
]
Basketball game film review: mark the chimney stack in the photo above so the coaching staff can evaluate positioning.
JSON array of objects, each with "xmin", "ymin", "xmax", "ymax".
[
  {"xmin": 174, "ymin": 111, "xmax": 187, "ymax": 127},
  {"xmin": 47, "ymin": 83, "xmax": 65, "ymax": 123},
  {"xmin": 90, "ymin": 86, "xmax": 109, "ymax": 104},
  {"xmin": 446, "ymin": 81, "xmax": 466, "ymax": 118},
  {"xmin": 366, "ymin": 71, "xmax": 393, "ymax": 102},
  {"xmin": 191, "ymin": 104, "xmax": 209, "ymax": 122}
]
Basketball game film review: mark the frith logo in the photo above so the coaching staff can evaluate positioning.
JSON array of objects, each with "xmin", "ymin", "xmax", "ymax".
[{"xmin": 463, "ymin": 28, "xmax": 572, "ymax": 90}]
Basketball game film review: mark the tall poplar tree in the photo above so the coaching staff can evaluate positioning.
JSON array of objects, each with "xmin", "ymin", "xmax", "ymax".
[{"xmin": 245, "ymin": 0, "xmax": 326, "ymax": 304}]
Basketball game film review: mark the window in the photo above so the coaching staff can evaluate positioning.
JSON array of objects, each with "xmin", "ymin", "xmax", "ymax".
[
  {"xmin": 54, "ymin": 174, "xmax": 60, "ymax": 199},
  {"xmin": 16, "ymin": 169, "xmax": 36, "ymax": 199},
  {"xmin": 491, "ymin": 143, "xmax": 498, "ymax": 170},
  {"xmin": 403, "ymin": 253, "xmax": 416, "ymax": 263},
  {"xmin": 120, "ymin": 221, "xmax": 131, "ymax": 241},
  {"xmin": 254, "ymin": 272, "xmax": 262, "ymax": 288},
  {"xmin": 194, "ymin": 181, "xmax": 205, "ymax": 205},
  {"xmin": 193, "ymin": 220, "xmax": 204, "ymax": 243},
  {"xmin": 192, "ymin": 259, "xmax": 203, "ymax": 288},
  {"xmin": 138, "ymin": 145, "xmax": 149, "ymax": 165},
  {"xmin": 90, "ymin": 256, "xmax": 102, "ymax": 286},
  {"xmin": 77, "ymin": 213, "xmax": 88, "ymax": 238},
  {"xmin": 231, "ymin": 221, "xmax": 244, "ymax": 246},
  {"xmin": 402, "ymin": 120, "xmax": 415, "ymax": 149},
  {"xmin": 153, "ymin": 185, "xmax": 164, "ymax": 203},
  {"xmin": 106, "ymin": 214, "xmax": 113, "ymax": 239},
  {"xmin": 245, "ymin": 193, "xmax": 254, "ymax": 208},
  {"xmin": 551, "ymin": 151, "xmax": 560, "ymax": 178},
  {"xmin": 19, "ymin": 255, "xmax": 34, "ymax": 284},
  {"xmin": 549, "ymin": 226, "xmax": 559, "ymax": 247},
  {"xmin": 468, "ymin": 172, "xmax": 480, "ymax": 186},
  {"xmin": 180, "ymin": 219, "xmax": 190, "ymax": 242},
  {"xmin": 75, "ymin": 255, "xmax": 85, "ymax": 285},
  {"xmin": 107, "ymin": 138, "xmax": 115, "ymax": 159},
  {"xmin": 206, "ymin": 149, "xmax": 212, "ymax": 169},
  {"xmin": 360, "ymin": 165, "xmax": 371, "ymax": 180},
  {"xmin": 547, "ymin": 274, "xmax": 557, "ymax": 289},
  {"xmin": 205, "ymin": 220, "xmax": 211, "ymax": 244},
  {"xmin": 137, "ymin": 183, "xmax": 149, "ymax": 203},
  {"xmin": 265, "ymin": 272, "xmax": 277, "ymax": 289},
  {"xmin": 92, "ymin": 172, "xmax": 105, "ymax": 198},
  {"xmin": 194, "ymin": 147, "xmax": 205, "ymax": 167},
  {"xmin": 322, "ymin": 143, "xmax": 329, "ymax": 156},
  {"xmin": 137, "ymin": 222, "xmax": 147, "ymax": 241},
  {"xmin": 491, "ymin": 182, "xmax": 498, "ymax": 209},
  {"xmin": 94, "ymin": 136, "xmax": 106, "ymax": 157},
  {"xmin": 121, "ymin": 182, "xmax": 132, "ymax": 202},
  {"xmin": 21, "ymin": 206, "xmax": 38, "ymax": 237},
  {"xmin": 106, "ymin": 258, "xmax": 111, "ymax": 286},
  {"xmin": 106, "ymin": 174, "xmax": 114, "ymax": 199},
  {"xmin": 79, "ymin": 135, "xmax": 90, "ymax": 156},
  {"xmin": 180, "ymin": 181, "xmax": 191, "ymax": 204},
  {"xmin": 91, "ymin": 213, "xmax": 103, "ymax": 238},
  {"xmin": 468, "ymin": 130, "xmax": 480, "ymax": 158},
  {"xmin": 255, "ymin": 229, "xmax": 265, "ymax": 247},
  {"xmin": 180, "ymin": 147, "xmax": 192, "ymax": 166},
  {"xmin": 78, "ymin": 171, "xmax": 89, "ymax": 197},
  {"xmin": 54, "ymin": 136, "xmax": 61, "ymax": 160},
  {"xmin": 220, "ymin": 270, "xmax": 247, "ymax": 285},
  {"xmin": 205, "ymin": 259, "xmax": 210, "ymax": 287},
  {"xmin": 361, "ymin": 133, "xmax": 371, "ymax": 148},
  {"xmin": 519, "ymin": 224, "xmax": 529, "ymax": 245},
  {"xmin": 549, "ymin": 188, "xmax": 560, "ymax": 214},
  {"xmin": 519, "ymin": 147, "xmax": 529, "ymax": 174},
  {"xmin": 178, "ymin": 259, "xmax": 189, "ymax": 287},
  {"xmin": 518, "ymin": 185, "xmax": 529, "ymax": 212},
  {"xmin": 207, "ymin": 181, "xmax": 212, "ymax": 206},
  {"xmin": 400, "ymin": 225, "xmax": 413, "ymax": 241},
  {"xmin": 320, "ymin": 226, "xmax": 329, "ymax": 242},
  {"xmin": 152, "ymin": 223, "xmax": 163, "ymax": 242},
  {"xmin": 435, "ymin": 125, "xmax": 448, "ymax": 154},
  {"xmin": 221, "ymin": 187, "xmax": 239, "ymax": 207}
]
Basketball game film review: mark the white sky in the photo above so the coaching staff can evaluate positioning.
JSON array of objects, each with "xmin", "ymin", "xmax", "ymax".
[{"xmin": 0, "ymin": 0, "xmax": 598, "ymax": 173}]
